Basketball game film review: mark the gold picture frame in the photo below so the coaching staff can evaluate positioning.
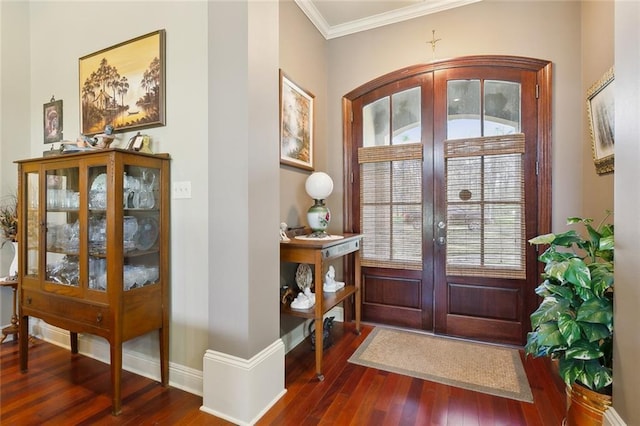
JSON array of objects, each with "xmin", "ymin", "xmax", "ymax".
[
  {"xmin": 280, "ymin": 70, "xmax": 315, "ymax": 171},
  {"xmin": 79, "ymin": 30, "xmax": 166, "ymax": 136},
  {"xmin": 587, "ymin": 67, "xmax": 614, "ymax": 175}
]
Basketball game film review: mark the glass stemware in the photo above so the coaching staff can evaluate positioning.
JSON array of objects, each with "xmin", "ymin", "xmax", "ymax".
[{"xmin": 134, "ymin": 170, "xmax": 155, "ymax": 209}]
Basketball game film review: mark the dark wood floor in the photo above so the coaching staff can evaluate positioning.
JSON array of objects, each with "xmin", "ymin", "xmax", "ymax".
[{"xmin": 1, "ymin": 323, "xmax": 565, "ymax": 425}]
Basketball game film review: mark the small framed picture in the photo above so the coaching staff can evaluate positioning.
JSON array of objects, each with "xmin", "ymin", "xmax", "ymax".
[
  {"xmin": 126, "ymin": 133, "xmax": 145, "ymax": 151},
  {"xmin": 43, "ymin": 99, "xmax": 63, "ymax": 143}
]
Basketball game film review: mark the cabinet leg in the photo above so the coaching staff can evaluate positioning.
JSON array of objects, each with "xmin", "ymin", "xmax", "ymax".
[
  {"xmin": 111, "ymin": 342, "xmax": 123, "ymax": 416},
  {"xmin": 19, "ymin": 315, "xmax": 29, "ymax": 372},
  {"xmin": 159, "ymin": 327, "xmax": 169, "ymax": 386},
  {"xmin": 70, "ymin": 332, "xmax": 78, "ymax": 354}
]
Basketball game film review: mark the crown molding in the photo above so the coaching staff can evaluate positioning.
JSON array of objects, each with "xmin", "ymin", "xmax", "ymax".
[{"xmin": 294, "ymin": 0, "xmax": 482, "ymax": 40}]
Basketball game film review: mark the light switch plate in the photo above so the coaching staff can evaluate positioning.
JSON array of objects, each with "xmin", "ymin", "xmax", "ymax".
[{"xmin": 172, "ymin": 181, "xmax": 192, "ymax": 199}]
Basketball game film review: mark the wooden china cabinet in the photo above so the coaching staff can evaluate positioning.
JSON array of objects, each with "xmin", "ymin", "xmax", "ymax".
[{"xmin": 15, "ymin": 148, "xmax": 170, "ymax": 415}]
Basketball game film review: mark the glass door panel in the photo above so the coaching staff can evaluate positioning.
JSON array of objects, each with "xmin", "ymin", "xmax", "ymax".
[
  {"xmin": 447, "ymin": 80, "xmax": 481, "ymax": 139},
  {"xmin": 363, "ymin": 97, "xmax": 390, "ymax": 147},
  {"xmin": 45, "ymin": 168, "xmax": 80, "ymax": 287},
  {"xmin": 88, "ymin": 165, "xmax": 107, "ymax": 291},
  {"xmin": 484, "ymin": 80, "xmax": 521, "ymax": 136},
  {"xmin": 26, "ymin": 172, "xmax": 39, "ymax": 277},
  {"xmin": 392, "ymin": 87, "xmax": 421, "ymax": 144},
  {"xmin": 123, "ymin": 165, "xmax": 160, "ymax": 291}
]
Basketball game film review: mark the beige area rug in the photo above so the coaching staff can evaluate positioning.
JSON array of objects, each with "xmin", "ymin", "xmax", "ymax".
[{"xmin": 348, "ymin": 327, "xmax": 533, "ymax": 403}]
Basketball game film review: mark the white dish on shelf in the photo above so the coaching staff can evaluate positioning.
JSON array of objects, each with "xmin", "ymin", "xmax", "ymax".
[
  {"xmin": 91, "ymin": 173, "xmax": 107, "ymax": 191},
  {"xmin": 295, "ymin": 263, "xmax": 312, "ymax": 292},
  {"xmin": 134, "ymin": 217, "xmax": 159, "ymax": 251}
]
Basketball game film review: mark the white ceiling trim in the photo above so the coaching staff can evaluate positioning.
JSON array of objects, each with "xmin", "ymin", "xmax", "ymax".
[{"xmin": 294, "ymin": 0, "xmax": 482, "ymax": 40}]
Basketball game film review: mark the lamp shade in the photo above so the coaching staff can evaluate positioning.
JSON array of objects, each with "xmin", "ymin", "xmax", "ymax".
[{"xmin": 305, "ymin": 172, "xmax": 333, "ymax": 200}]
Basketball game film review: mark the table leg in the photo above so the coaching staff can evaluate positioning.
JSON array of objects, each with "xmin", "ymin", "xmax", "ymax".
[
  {"xmin": 314, "ymin": 317, "xmax": 324, "ymax": 381},
  {"xmin": 354, "ymin": 252, "xmax": 361, "ymax": 335},
  {"xmin": 70, "ymin": 332, "xmax": 78, "ymax": 354}
]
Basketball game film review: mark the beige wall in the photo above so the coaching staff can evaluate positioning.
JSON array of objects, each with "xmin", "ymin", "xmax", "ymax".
[
  {"xmin": 279, "ymin": 1, "xmax": 329, "ymax": 229},
  {"xmin": 582, "ymin": 1, "xmax": 614, "ymax": 220},
  {"xmin": 326, "ymin": 0, "xmax": 584, "ymax": 233}
]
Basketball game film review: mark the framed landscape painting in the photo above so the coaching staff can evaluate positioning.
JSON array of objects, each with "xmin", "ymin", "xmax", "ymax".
[
  {"xmin": 79, "ymin": 30, "xmax": 166, "ymax": 136},
  {"xmin": 280, "ymin": 70, "xmax": 314, "ymax": 171},
  {"xmin": 587, "ymin": 67, "xmax": 614, "ymax": 175}
]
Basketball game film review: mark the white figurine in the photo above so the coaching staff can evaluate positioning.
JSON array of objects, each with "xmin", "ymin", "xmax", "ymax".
[
  {"xmin": 290, "ymin": 287, "xmax": 315, "ymax": 309},
  {"xmin": 323, "ymin": 265, "xmax": 345, "ymax": 293},
  {"xmin": 279, "ymin": 222, "xmax": 290, "ymax": 242}
]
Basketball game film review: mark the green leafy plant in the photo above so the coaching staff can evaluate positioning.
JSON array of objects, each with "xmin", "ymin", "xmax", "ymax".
[
  {"xmin": 0, "ymin": 194, "xmax": 18, "ymax": 244},
  {"xmin": 525, "ymin": 213, "xmax": 613, "ymax": 393}
]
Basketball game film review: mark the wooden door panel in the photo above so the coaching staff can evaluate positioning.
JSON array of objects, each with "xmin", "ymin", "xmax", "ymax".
[
  {"xmin": 447, "ymin": 281, "xmax": 520, "ymax": 321},
  {"xmin": 445, "ymin": 315, "xmax": 524, "ymax": 344},
  {"xmin": 443, "ymin": 276, "xmax": 524, "ymax": 344},
  {"xmin": 363, "ymin": 275, "xmax": 421, "ymax": 308},
  {"xmin": 361, "ymin": 267, "xmax": 430, "ymax": 329}
]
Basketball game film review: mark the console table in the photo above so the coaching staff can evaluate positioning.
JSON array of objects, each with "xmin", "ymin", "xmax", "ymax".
[
  {"xmin": 0, "ymin": 279, "xmax": 18, "ymax": 344},
  {"xmin": 280, "ymin": 233, "xmax": 362, "ymax": 380}
]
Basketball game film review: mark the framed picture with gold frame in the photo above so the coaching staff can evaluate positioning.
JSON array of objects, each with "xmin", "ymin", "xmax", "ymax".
[
  {"xmin": 587, "ymin": 67, "xmax": 614, "ymax": 175},
  {"xmin": 79, "ymin": 30, "xmax": 166, "ymax": 136},
  {"xmin": 279, "ymin": 70, "xmax": 314, "ymax": 171}
]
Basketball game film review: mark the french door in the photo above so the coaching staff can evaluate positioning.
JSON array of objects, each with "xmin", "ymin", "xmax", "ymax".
[{"xmin": 343, "ymin": 56, "xmax": 552, "ymax": 345}]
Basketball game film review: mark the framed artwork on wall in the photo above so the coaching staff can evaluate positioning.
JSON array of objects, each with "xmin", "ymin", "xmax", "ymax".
[
  {"xmin": 79, "ymin": 30, "xmax": 166, "ymax": 136},
  {"xmin": 280, "ymin": 70, "xmax": 315, "ymax": 171},
  {"xmin": 587, "ymin": 67, "xmax": 614, "ymax": 175},
  {"xmin": 43, "ymin": 98, "xmax": 63, "ymax": 143}
]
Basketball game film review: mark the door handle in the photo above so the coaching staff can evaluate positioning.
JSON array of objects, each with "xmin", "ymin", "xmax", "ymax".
[{"xmin": 436, "ymin": 221, "xmax": 446, "ymax": 245}]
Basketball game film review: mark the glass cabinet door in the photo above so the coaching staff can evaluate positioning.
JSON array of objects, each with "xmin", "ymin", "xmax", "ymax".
[
  {"xmin": 45, "ymin": 167, "xmax": 80, "ymax": 287},
  {"xmin": 26, "ymin": 172, "xmax": 39, "ymax": 277},
  {"xmin": 123, "ymin": 165, "xmax": 160, "ymax": 291},
  {"xmin": 88, "ymin": 165, "xmax": 108, "ymax": 291}
]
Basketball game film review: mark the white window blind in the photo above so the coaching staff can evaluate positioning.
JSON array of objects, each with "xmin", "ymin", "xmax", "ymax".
[
  {"xmin": 444, "ymin": 134, "xmax": 526, "ymax": 279},
  {"xmin": 359, "ymin": 143, "xmax": 423, "ymax": 270}
]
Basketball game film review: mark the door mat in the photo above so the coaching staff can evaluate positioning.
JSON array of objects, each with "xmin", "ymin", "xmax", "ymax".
[{"xmin": 348, "ymin": 327, "xmax": 533, "ymax": 403}]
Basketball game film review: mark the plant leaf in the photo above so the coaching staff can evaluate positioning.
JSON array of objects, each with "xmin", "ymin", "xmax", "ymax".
[
  {"xmin": 576, "ymin": 297, "xmax": 613, "ymax": 327},
  {"xmin": 536, "ymin": 322, "xmax": 566, "ymax": 348},
  {"xmin": 530, "ymin": 297, "xmax": 570, "ymax": 329},
  {"xmin": 536, "ymin": 281, "xmax": 574, "ymax": 300},
  {"xmin": 583, "ymin": 359, "xmax": 613, "ymax": 391},
  {"xmin": 564, "ymin": 340, "xmax": 603, "ymax": 360},
  {"xmin": 559, "ymin": 358, "xmax": 582, "ymax": 386},
  {"xmin": 563, "ymin": 257, "xmax": 591, "ymax": 288},
  {"xmin": 558, "ymin": 314, "xmax": 581, "ymax": 346},
  {"xmin": 528, "ymin": 233, "xmax": 556, "ymax": 245},
  {"xmin": 550, "ymin": 230, "xmax": 584, "ymax": 247},
  {"xmin": 578, "ymin": 322, "xmax": 611, "ymax": 342}
]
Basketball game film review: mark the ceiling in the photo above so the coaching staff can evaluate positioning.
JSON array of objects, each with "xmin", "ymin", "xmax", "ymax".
[{"xmin": 294, "ymin": 0, "xmax": 482, "ymax": 40}]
